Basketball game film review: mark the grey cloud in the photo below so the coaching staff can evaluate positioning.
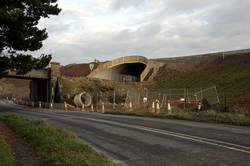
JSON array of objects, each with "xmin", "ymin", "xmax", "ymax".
[
  {"xmin": 33, "ymin": 0, "xmax": 250, "ymax": 65},
  {"xmin": 115, "ymin": 23, "xmax": 162, "ymax": 42},
  {"xmin": 39, "ymin": 9, "xmax": 85, "ymax": 36},
  {"xmin": 136, "ymin": 23, "xmax": 162, "ymax": 38},
  {"xmin": 204, "ymin": 0, "xmax": 250, "ymax": 37},
  {"xmin": 109, "ymin": 0, "xmax": 150, "ymax": 10},
  {"xmin": 162, "ymin": 0, "xmax": 219, "ymax": 13}
]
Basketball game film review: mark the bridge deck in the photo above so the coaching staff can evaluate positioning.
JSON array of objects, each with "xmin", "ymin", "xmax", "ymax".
[
  {"xmin": 88, "ymin": 55, "xmax": 148, "ymax": 77},
  {"xmin": 5, "ymin": 69, "xmax": 50, "ymax": 79}
]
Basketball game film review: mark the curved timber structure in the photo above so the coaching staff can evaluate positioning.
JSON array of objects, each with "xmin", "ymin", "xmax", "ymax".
[{"xmin": 88, "ymin": 56, "xmax": 149, "ymax": 82}]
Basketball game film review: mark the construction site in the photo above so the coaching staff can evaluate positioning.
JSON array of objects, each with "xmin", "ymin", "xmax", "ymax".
[{"xmin": 0, "ymin": 48, "xmax": 250, "ymax": 114}]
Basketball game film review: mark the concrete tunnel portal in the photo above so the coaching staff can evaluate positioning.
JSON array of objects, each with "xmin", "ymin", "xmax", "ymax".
[
  {"xmin": 88, "ymin": 56, "xmax": 148, "ymax": 82},
  {"xmin": 110, "ymin": 62, "xmax": 147, "ymax": 82}
]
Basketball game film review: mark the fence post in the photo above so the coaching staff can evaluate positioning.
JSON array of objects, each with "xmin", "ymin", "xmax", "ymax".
[
  {"xmin": 168, "ymin": 100, "xmax": 172, "ymax": 115},
  {"xmin": 102, "ymin": 102, "xmax": 105, "ymax": 113},
  {"xmin": 138, "ymin": 93, "xmax": 141, "ymax": 104},
  {"xmin": 161, "ymin": 94, "xmax": 166, "ymax": 108},
  {"xmin": 198, "ymin": 101, "xmax": 202, "ymax": 111},
  {"xmin": 113, "ymin": 90, "xmax": 116, "ymax": 109},
  {"xmin": 91, "ymin": 104, "xmax": 94, "ymax": 112},
  {"xmin": 82, "ymin": 104, "xmax": 85, "ymax": 111},
  {"xmin": 201, "ymin": 88, "xmax": 203, "ymax": 99},
  {"xmin": 129, "ymin": 102, "xmax": 133, "ymax": 112},
  {"xmin": 169, "ymin": 89, "xmax": 172, "ymax": 100},
  {"xmin": 64, "ymin": 102, "xmax": 68, "ymax": 111},
  {"xmin": 184, "ymin": 88, "xmax": 187, "ymax": 109},
  {"xmin": 214, "ymin": 86, "xmax": 220, "ymax": 103},
  {"xmin": 187, "ymin": 88, "xmax": 190, "ymax": 102}
]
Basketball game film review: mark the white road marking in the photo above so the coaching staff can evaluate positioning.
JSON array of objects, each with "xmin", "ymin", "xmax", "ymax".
[
  {"xmin": 2, "ymin": 100, "xmax": 250, "ymax": 155},
  {"xmin": 79, "ymin": 117, "xmax": 250, "ymax": 154}
]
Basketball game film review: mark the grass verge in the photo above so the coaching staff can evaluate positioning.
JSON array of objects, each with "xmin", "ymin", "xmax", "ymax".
[
  {"xmin": 0, "ymin": 115, "xmax": 116, "ymax": 166},
  {"xmin": 0, "ymin": 134, "xmax": 14, "ymax": 166},
  {"xmin": 106, "ymin": 108, "xmax": 250, "ymax": 126}
]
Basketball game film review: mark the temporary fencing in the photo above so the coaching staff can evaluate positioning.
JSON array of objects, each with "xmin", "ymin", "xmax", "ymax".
[{"xmin": 84, "ymin": 86, "xmax": 220, "ymax": 111}]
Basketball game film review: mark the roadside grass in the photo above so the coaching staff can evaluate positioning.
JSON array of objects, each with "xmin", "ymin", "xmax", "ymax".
[
  {"xmin": 0, "ymin": 115, "xmax": 116, "ymax": 166},
  {"xmin": 170, "ymin": 108, "xmax": 250, "ymax": 125},
  {"xmin": 0, "ymin": 134, "xmax": 14, "ymax": 166},
  {"xmin": 106, "ymin": 107, "xmax": 250, "ymax": 126}
]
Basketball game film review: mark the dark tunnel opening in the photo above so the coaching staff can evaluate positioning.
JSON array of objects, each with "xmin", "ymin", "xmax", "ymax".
[{"xmin": 111, "ymin": 63, "xmax": 147, "ymax": 82}]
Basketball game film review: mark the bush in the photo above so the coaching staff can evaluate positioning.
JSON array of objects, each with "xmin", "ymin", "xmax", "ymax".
[{"xmin": 201, "ymin": 98, "xmax": 211, "ymax": 111}]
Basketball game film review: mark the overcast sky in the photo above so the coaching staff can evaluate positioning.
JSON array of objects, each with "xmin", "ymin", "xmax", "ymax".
[{"xmin": 35, "ymin": 0, "xmax": 250, "ymax": 65}]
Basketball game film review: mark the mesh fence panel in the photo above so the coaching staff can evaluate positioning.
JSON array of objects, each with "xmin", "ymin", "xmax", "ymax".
[{"xmin": 86, "ymin": 86, "xmax": 219, "ymax": 110}]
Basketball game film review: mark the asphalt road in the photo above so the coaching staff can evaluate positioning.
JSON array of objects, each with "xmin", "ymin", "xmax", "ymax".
[{"xmin": 0, "ymin": 100, "xmax": 250, "ymax": 166}]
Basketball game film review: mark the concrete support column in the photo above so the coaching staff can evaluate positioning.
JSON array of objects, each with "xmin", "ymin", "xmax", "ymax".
[{"xmin": 50, "ymin": 62, "xmax": 61, "ymax": 103}]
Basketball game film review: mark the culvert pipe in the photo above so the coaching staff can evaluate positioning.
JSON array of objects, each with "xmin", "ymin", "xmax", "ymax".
[{"xmin": 74, "ymin": 92, "xmax": 92, "ymax": 107}]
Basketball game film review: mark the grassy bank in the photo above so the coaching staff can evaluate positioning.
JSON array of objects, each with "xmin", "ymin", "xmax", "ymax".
[
  {"xmin": 0, "ymin": 115, "xmax": 115, "ymax": 166},
  {"xmin": 106, "ymin": 108, "xmax": 250, "ymax": 126},
  {"xmin": 0, "ymin": 134, "xmax": 14, "ymax": 166},
  {"xmin": 150, "ymin": 54, "xmax": 250, "ymax": 104},
  {"xmin": 61, "ymin": 77, "xmax": 114, "ymax": 96}
]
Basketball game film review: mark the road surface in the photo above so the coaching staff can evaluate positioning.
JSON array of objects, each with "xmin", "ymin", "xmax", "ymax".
[{"xmin": 0, "ymin": 100, "xmax": 250, "ymax": 166}]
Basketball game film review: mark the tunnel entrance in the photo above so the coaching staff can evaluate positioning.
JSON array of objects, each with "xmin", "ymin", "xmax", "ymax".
[
  {"xmin": 30, "ymin": 79, "xmax": 50, "ymax": 102},
  {"xmin": 88, "ymin": 55, "xmax": 148, "ymax": 82},
  {"xmin": 111, "ymin": 63, "xmax": 147, "ymax": 82}
]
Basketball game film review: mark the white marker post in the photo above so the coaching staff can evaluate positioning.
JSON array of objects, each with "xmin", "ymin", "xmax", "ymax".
[
  {"xmin": 168, "ymin": 100, "xmax": 172, "ymax": 115},
  {"xmin": 64, "ymin": 102, "xmax": 68, "ymax": 111},
  {"xmin": 198, "ymin": 102, "xmax": 202, "ymax": 111},
  {"xmin": 156, "ymin": 102, "xmax": 160, "ymax": 114},
  {"xmin": 82, "ymin": 104, "xmax": 85, "ymax": 111},
  {"xmin": 102, "ymin": 102, "xmax": 105, "ymax": 113},
  {"xmin": 152, "ymin": 101, "xmax": 155, "ymax": 113},
  {"xmin": 91, "ymin": 104, "xmax": 94, "ymax": 112},
  {"xmin": 129, "ymin": 102, "xmax": 133, "ymax": 112}
]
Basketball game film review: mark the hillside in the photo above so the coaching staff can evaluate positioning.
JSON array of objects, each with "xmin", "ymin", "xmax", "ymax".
[
  {"xmin": 148, "ymin": 51, "xmax": 250, "ymax": 107},
  {"xmin": 60, "ymin": 63, "xmax": 91, "ymax": 77},
  {"xmin": 60, "ymin": 63, "xmax": 100, "ymax": 77}
]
